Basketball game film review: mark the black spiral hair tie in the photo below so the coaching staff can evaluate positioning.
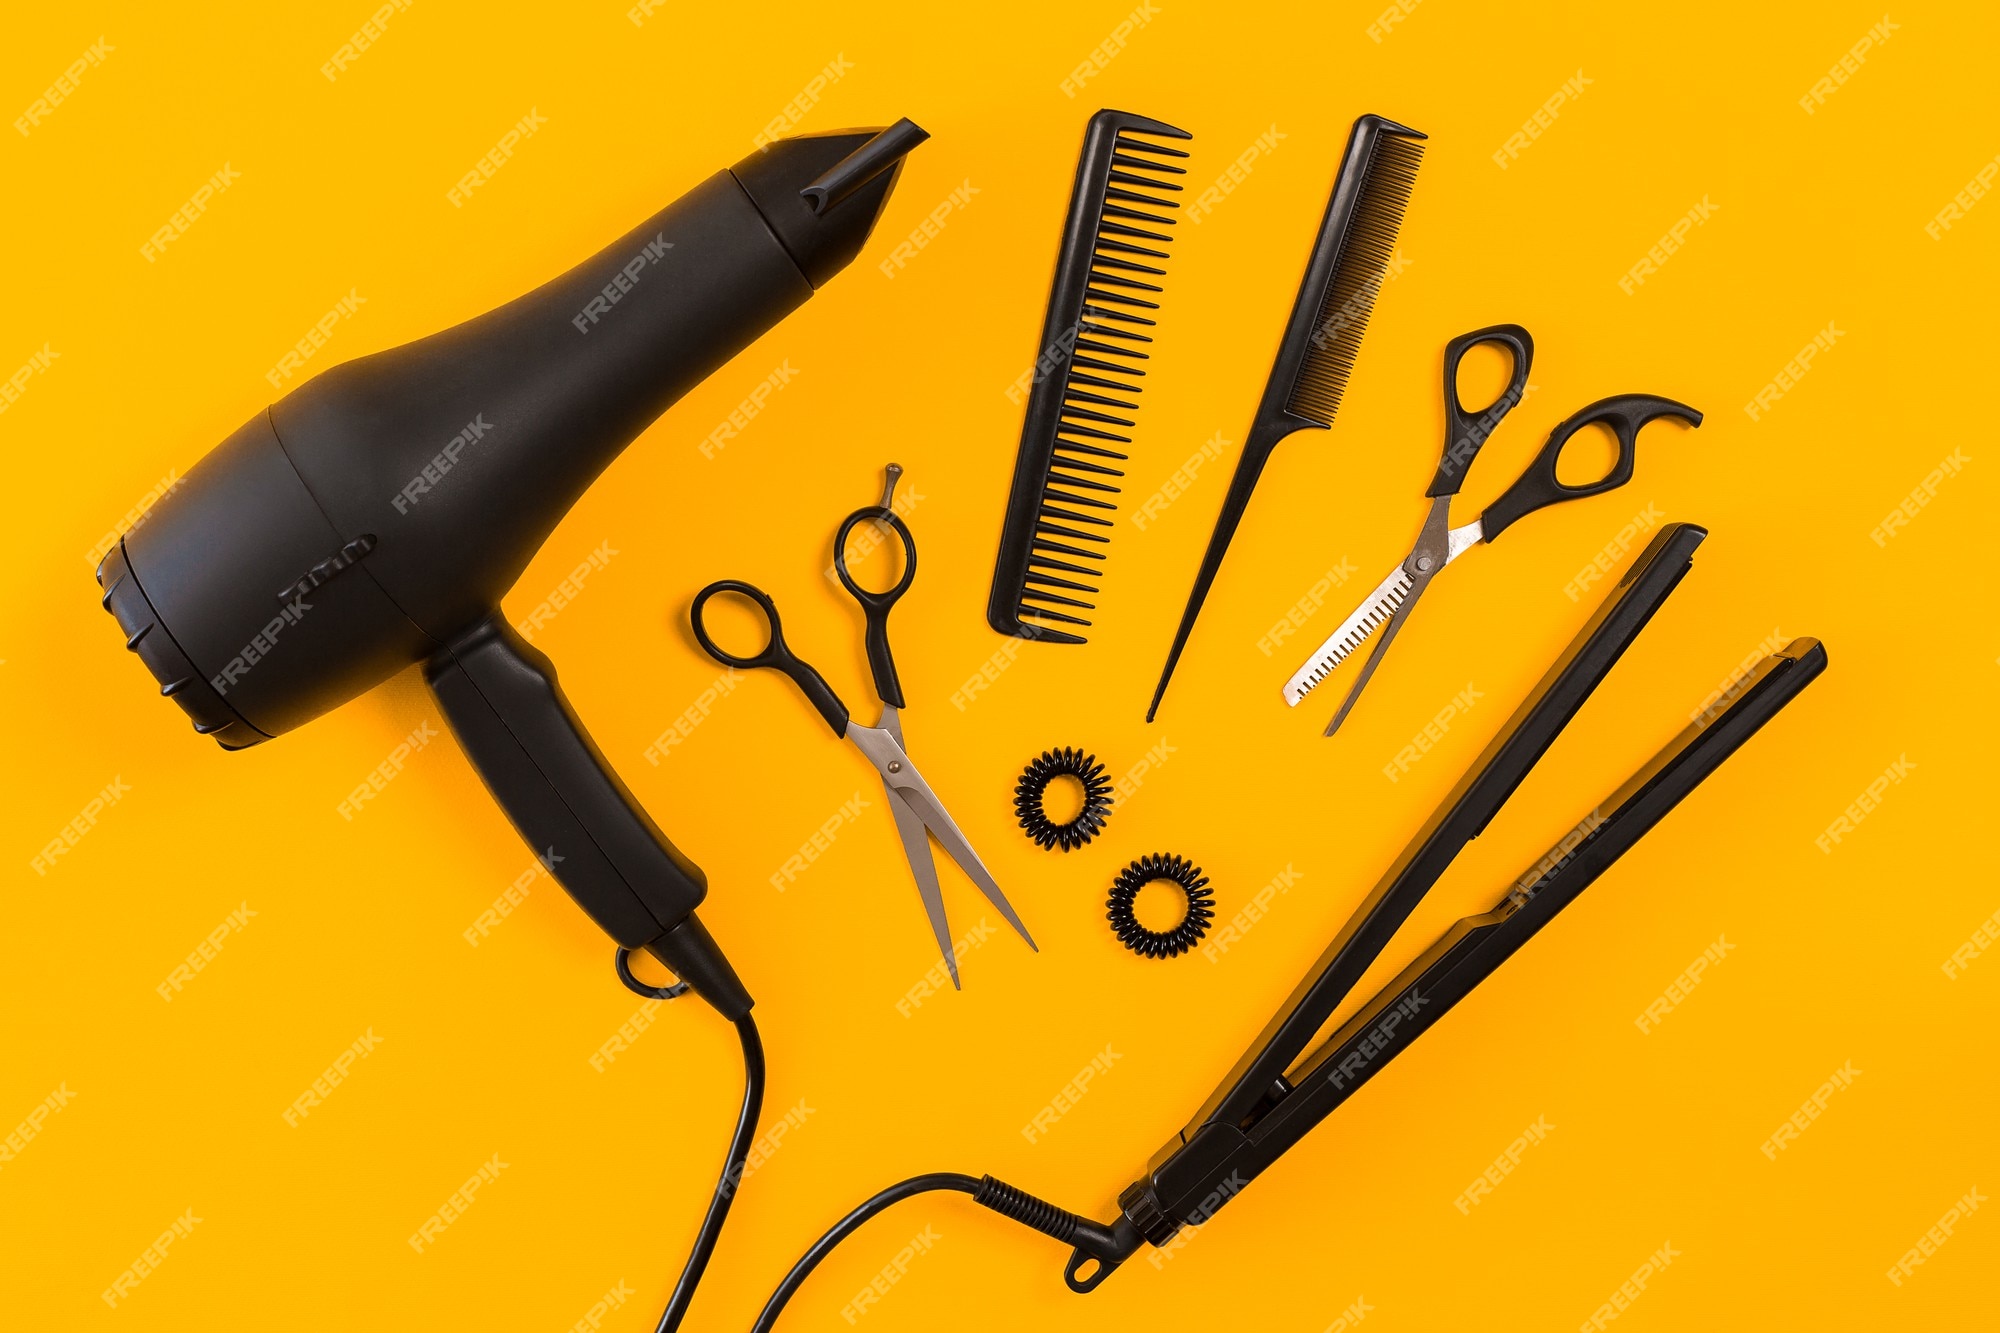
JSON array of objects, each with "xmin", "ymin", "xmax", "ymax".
[
  {"xmin": 1107, "ymin": 853, "xmax": 1214, "ymax": 959},
  {"xmin": 1014, "ymin": 747, "xmax": 1114, "ymax": 852}
]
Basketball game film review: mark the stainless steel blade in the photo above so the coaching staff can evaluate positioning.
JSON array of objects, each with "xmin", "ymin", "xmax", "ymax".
[
  {"xmin": 1283, "ymin": 563, "xmax": 1414, "ymax": 706},
  {"xmin": 848, "ymin": 723, "xmax": 1038, "ymax": 950},
  {"xmin": 872, "ymin": 706, "xmax": 959, "ymax": 988},
  {"xmin": 1319, "ymin": 495, "xmax": 1455, "ymax": 737},
  {"xmin": 1321, "ymin": 570, "xmax": 1434, "ymax": 736},
  {"xmin": 891, "ymin": 783, "xmax": 1037, "ymax": 950}
]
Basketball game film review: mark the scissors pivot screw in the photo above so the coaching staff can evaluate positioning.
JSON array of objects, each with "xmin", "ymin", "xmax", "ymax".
[{"xmin": 888, "ymin": 760, "xmax": 903, "ymax": 773}]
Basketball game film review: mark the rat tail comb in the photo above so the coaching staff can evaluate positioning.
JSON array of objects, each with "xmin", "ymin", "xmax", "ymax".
[{"xmin": 1146, "ymin": 114, "xmax": 1423, "ymax": 719}]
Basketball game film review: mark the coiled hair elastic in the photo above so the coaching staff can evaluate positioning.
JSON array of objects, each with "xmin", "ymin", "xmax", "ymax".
[
  {"xmin": 1014, "ymin": 747, "xmax": 1113, "ymax": 852},
  {"xmin": 1107, "ymin": 853, "xmax": 1214, "ymax": 959}
]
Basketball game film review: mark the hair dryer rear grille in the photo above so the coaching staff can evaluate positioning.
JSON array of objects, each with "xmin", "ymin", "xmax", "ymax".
[{"xmin": 97, "ymin": 542, "xmax": 265, "ymax": 750}]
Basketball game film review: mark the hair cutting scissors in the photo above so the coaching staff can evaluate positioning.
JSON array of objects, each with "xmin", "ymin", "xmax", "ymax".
[
  {"xmin": 691, "ymin": 465, "xmax": 1036, "ymax": 988},
  {"xmin": 1283, "ymin": 324, "xmax": 1702, "ymax": 736}
]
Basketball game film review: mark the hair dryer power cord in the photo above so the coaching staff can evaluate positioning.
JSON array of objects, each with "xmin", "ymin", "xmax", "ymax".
[
  {"xmin": 653, "ymin": 1012, "xmax": 764, "ymax": 1333},
  {"xmin": 643, "ymin": 994, "xmax": 1140, "ymax": 1331}
]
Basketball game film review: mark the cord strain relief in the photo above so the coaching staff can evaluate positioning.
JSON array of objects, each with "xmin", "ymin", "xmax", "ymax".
[{"xmin": 973, "ymin": 1175, "xmax": 1080, "ymax": 1245}]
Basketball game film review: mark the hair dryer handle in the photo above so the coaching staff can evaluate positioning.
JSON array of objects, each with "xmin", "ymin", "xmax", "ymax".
[{"xmin": 425, "ymin": 615, "xmax": 750, "ymax": 1017}]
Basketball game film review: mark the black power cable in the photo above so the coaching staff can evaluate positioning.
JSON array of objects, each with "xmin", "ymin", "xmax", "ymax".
[
  {"xmin": 632, "ymin": 971, "xmax": 1140, "ymax": 1330},
  {"xmin": 751, "ymin": 1173, "xmax": 980, "ymax": 1330},
  {"xmin": 750, "ymin": 1172, "xmax": 1144, "ymax": 1328},
  {"xmin": 653, "ymin": 1012, "xmax": 765, "ymax": 1333}
]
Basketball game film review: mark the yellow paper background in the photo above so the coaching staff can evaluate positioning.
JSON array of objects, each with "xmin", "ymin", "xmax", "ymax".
[{"xmin": 3, "ymin": 2, "xmax": 1994, "ymax": 1328}]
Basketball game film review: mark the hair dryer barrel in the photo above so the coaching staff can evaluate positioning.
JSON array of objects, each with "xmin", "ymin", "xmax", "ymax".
[
  {"xmin": 102, "ymin": 124, "xmax": 921, "ymax": 748},
  {"xmin": 274, "ymin": 169, "xmax": 812, "ymax": 637}
]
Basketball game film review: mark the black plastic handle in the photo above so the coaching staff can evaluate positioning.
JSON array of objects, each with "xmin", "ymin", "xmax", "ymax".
[
  {"xmin": 425, "ymin": 616, "xmax": 751, "ymax": 1018},
  {"xmin": 1480, "ymin": 393, "xmax": 1703, "ymax": 542},
  {"xmin": 1427, "ymin": 324, "xmax": 1534, "ymax": 497},
  {"xmin": 832, "ymin": 505, "xmax": 916, "ymax": 709},
  {"xmin": 689, "ymin": 579, "xmax": 849, "ymax": 735}
]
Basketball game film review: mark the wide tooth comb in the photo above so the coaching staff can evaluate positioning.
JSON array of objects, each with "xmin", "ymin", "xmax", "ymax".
[{"xmin": 986, "ymin": 109, "xmax": 1192, "ymax": 644}]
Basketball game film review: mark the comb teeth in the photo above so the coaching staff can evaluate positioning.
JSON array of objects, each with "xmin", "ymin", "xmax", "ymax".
[
  {"xmin": 1286, "ymin": 131, "xmax": 1424, "ymax": 427},
  {"xmin": 1026, "ymin": 128, "xmax": 1184, "ymax": 636},
  {"xmin": 989, "ymin": 110, "xmax": 1192, "ymax": 644}
]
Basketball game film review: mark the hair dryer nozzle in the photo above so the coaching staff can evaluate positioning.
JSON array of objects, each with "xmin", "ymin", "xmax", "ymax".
[
  {"xmin": 731, "ymin": 120, "xmax": 925, "ymax": 288},
  {"xmin": 800, "ymin": 118, "xmax": 930, "ymax": 214}
]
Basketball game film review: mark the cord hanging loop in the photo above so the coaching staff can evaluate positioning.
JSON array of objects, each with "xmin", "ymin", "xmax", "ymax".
[{"xmin": 615, "ymin": 946, "xmax": 691, "ymax": 1000}]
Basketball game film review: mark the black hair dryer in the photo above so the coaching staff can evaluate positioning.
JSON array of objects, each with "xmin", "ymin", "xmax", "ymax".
[{"xmin": 96, "ymin": 120, "xmax": 928, "ymax": 1017}]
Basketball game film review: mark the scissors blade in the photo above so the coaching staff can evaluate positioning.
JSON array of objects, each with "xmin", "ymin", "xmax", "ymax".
[
  {"xmin": 847, "ymin": 723, "xmax": 1038, "ymax": 951},
  {"xmin": 892, "ymin": 783, "xmax": 1038, "ymax": 950},
  {"xmin": 873, "ymin": 707, "xmax": 959, "ymax": 988},
  {"xmin": 1283, "ymin": 562, "xmax": 1414, "ymax": 706},
  {"xmin": 1321, "ymin": 569, "xmax": 1434, "ymax": 736},
  {"xmin": 1320, "ymin": 496, "xmax": 1455, "ymax": 738}
]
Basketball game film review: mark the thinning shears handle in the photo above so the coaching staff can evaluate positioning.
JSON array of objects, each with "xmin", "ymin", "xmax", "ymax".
[
  {"xmin": 688, "ymin": 579, "xmax": 849, "ymax": 736},
  {"xmin": 832, "ymin": 465, "xmax": 917, "ymax": 709},
  {"xmin": 1426, "ymin": 323, "xmax": 1534, "ymax": 497},
  {"xmin": 1481, "ymin": 393, "xmax": 1703, "ymax": 541}
]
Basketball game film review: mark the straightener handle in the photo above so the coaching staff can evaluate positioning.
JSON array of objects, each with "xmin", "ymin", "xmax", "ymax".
[
  {"xmin": 1481, "ymin": 394, "xmax": 1702, "ymax": 541},
  {"xmin": 1427, "ymin": 324, "xmax": 1534, "ymax": 497}
]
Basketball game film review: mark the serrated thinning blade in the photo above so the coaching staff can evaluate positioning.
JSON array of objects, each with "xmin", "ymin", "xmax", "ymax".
[{"xmin": 1283, "ymin": 563, "xmax": 1413, "ymax": 705}]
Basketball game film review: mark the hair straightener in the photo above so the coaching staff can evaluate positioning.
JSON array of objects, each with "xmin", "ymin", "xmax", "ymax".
[
  {"xmin": 1086, "ymin": 525, "xmax": 1824, "ymax": 1281},
  {"xmin": 743, "ymin": 523, "xmax": 1824, "ymax": 1321}
]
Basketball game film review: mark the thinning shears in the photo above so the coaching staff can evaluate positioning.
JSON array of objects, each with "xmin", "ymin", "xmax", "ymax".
[
  {"xmin": 691, "ymin": 465, "xmax": 1036, "ymax": 988},
  {"xmin": 1283, "ymin": 324, "xmax": 1702, "ymax": 736}
]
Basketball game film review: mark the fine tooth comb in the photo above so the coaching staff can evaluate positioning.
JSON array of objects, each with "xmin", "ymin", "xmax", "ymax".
[
  {"xmin": 1145, "ymin": 113, "xmax": 1425, "ymax": 719},
  {"xmin": 986, "ymin": 108, "xmax": 1193, "ymax": 643}
]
